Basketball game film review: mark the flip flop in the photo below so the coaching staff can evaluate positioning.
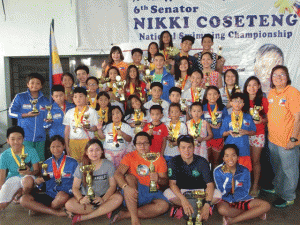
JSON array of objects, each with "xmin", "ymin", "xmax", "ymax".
[
  {"xmin": 72, "ymin": 214, "xmax": 82, "ymax": 225},
  {"xmin": 109, "ymin": 207, "xmax": 122, "ymax": 224}
]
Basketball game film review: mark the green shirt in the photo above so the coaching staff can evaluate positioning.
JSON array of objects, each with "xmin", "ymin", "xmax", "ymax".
[{"xmin": 153, "ymin": 73, "xmax": 163, "ymax": 83}]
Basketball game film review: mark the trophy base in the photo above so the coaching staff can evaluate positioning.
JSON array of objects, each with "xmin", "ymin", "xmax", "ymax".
[
  {"xmin": 42, "ymin": 175, "xmax": 50, "ymax": 181},
  {"xmin": 31, "ymin": 111, "xmax": 39, "ymax": 114},
  {"xmin": 253, "ymin": 117, "xmax": 260, "ymax": 121},
  {"xmin": 211, "ymin": 122, "xmax": 218, "ymax": 126},
  {"xmin": 135, "ymin": 121, "xmax": 142, "ymax": 126},
  {"xmin": 18, "ymin": 168, "xmax": 27, "ymax": 171}
]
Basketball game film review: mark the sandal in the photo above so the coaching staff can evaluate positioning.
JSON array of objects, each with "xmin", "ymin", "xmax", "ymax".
[{"xmin": 109, "ymin": 207, "xmax": 122, "ymax": 224}]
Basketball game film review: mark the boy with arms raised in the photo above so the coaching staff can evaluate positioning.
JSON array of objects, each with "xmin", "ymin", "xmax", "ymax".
[
  {"xmin": 0, "ymin": 126, "xmax": 40, "ymax": 210},
  {"xmin": 9, "ymin": 73, "xmax": 50, "ymax": 161}
]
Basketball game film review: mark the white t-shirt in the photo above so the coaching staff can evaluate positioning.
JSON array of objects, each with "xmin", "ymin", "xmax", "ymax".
[
  {"xmin": 164, "ymin": 121, "xmax": 188, "ymax": 157},
  {"xmin": 125, "ymin": 112, "xmax": 149, "ymax": 135},
  {"xmin": 144, "ymin": 99, "xmax": 170, "ymax": 122},
  {"xmin": 63, "ymin": 107, "xmax": 99, "ymax": 139},
  {"xmin": 103, "ymin": 122, "xmax": 133, "ymax": 151}
]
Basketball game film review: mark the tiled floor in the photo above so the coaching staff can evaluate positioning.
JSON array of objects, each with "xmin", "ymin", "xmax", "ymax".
[{"xmin": 1, "ymin": 190, "xmax": 299, "ymax": 225}]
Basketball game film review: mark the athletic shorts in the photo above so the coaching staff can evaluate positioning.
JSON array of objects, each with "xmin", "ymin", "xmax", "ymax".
[
  {"xmin": 238, "ymin": 156, "xmax": 252, "ymax": 172},
  {"xmin": 249, "ymin": 134, "xmax": 265, "ymax": 147},
  {"xmin": 206, "ymin": 138, "xmax": 224, "ymax": 152},
  {"xmin": 32, "ymin": 193, "xmax": 54, "ymax": 207},
  {"xmin": 121, "ymin": 182, "xmax": 169, "ymax": 207},
  {"xmin": 229, "ymin": 200, "xmax": 252, "ymax": 210}
]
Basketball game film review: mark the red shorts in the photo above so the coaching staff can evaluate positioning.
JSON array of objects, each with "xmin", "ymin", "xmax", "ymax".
[
  {"xmin": 206, "ymin": 138, "xmax": 224, "ymax": 152},
  {"xmin": 238, "ymin": 156, "xmax": 252, "ymax": 172},
  {"xmin": 229, "ymin": 200, "xmax": 252, "ymax": 210}
]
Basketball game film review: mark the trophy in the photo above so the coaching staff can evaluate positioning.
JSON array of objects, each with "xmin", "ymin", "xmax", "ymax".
[
  {"xmin": 217, "ymin": 45, "xmax": 223, "ymax": 60},
  {"xmin": 115, "ymin": 125, "xmax": 122, "ymax": 147},
  {"xmin": 142, "ymin": 153, "xmax": 160, "ymax": 193},
  {"xmin": 45, "ymin": 105, "xmax": 53, "ymax": 120},
  {"xmin": 134, "ymin": 109, "xmax": 143, "ymax": 134},
  {"xmin": 180, "ymin": 98, "xmax": 187, "ymax": 111},
  {"xmin": 196, "ymin": 88, "xmax": 202, "ymax": 102},
  {"xmin": 205, "ymin": 72, "xmax": 210, "ymax": 87},
  {"xmin": 211, "ymin": 112, "xmax": 220, "ymax": 126},
  {"xmin": 168, "ymin": 125, "xmax": 176, "ymax": 147},
  {"xmin": 30, "ymin": 99, "xmax": 39, "ymax": 114},
  {"xmin": 232, "ymin": 114, "xmax": 240, "ymax": 135},
  {"xmin": 87, "ymin": 90, "xmax": 90, "ymax": 100},
  {"xmin": 166, "ymin": 46, "xmax": 180, "ymax": 59},
  {"xmin": 235, "ymin": 84, "xmax": 241, "ymax": 92},
  {"xmin": 100, "ymin": 109, "xmax": 106, "ymax": 121},
  {"xmin": 144, "ymin": 56, "xmax": 149, "ymax": 67},
  {"xmin": 176, "ymin": 78, "xmax": 184, "ymax": 89},
  {"xmin": 98, "ymin": 78, "xmax": 104, "ymax": 89},
  {"xmin": 42, "ymin": 163, "xmax": 50, "ymax": 181},
  {"xmin": 157, "ymin": 99, "xmax": 163, "ymax": 106},
  {"xmin": 113, "ymin": 75, "xmax": 126, "ymax": 101},
  {"xmin": 191, "ymin": 190, "xmax": 207, "ymax": 225},
  {"xmin": 83, "ymin": 113, "xmax": 90, "ymax": 130},
  {"xmin": 136, "ymin": 87, "xmax": 145, "ymax": 102},
  {"xmin": 19, "ymin": 153, "xmax": 28, "ymax": 171},
  {"xmin": 143, "ymin": 71, "xmax": 154, "ymax": 85},
  {"xmin": 149, "ymin": 124, "xmax": 154, "ymax": 130},
  {"xmin": 80, "ymin": 164, "xmax": 96, "ymax": 202},
  {"xmin": 252, "ymin": 106, "xmax": 263, "ymax": 121}
]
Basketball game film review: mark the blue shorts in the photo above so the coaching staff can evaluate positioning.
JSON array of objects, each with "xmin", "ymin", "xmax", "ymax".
[{"xmin": 121, "ymin": 182, "xmax": 169, "ymax": 207}]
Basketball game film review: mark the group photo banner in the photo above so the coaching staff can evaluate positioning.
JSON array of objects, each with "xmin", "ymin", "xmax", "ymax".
[{"xmin": 128, "ymin": 0, "xmax": 300, "ymax": 92}]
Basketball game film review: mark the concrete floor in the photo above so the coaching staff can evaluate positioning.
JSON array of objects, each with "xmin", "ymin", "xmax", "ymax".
[{"xmin": 1, "ymin": 190, "xmax": 300, "ymax": 225}]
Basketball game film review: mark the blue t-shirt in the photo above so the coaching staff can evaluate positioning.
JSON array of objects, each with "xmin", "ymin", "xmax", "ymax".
[
  {"xmin": 0, "ymin": 145, "xmax": 40, "ymax": 179},
  {"xmin": 202, "ymin": 104, "xmax": 228, "ymax": 139},
  {"xmin": 220, "ymin": 113, "xmax": 256, "ymax": 156}
]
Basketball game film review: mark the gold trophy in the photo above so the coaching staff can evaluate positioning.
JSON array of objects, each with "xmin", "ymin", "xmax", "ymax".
[
  {"xmin": 41, "ymin": 163, "xmax": 50, "ymax": 181},
  {"xmin": 180, "ymin": 98, "xmax": 187, "ymax": 111},
  {"xmin": 45, "ymin": 105, "xmax": 53, "ymax": 120},
  {"xmin": 80, "ymin": 164, "xmax": 96, "ymax": 202},
  {"xmin": 211, "ymin": 112, "xmax": 220, "ymax": 125},
  {"xmin": 166, "ymin": 46, "xmax": 180, "ymax": 59},
  {"xmin": 157, "ymin": 99, "xmax": 163, "ymax": 106},
  {"xmin": 136, "ymin": 87, "xmax": 145, "ymax": 102},
  {"xmin": 176, "ymin": 78, "xmax": 184, "ymax": 89},
  {"xmin": 143, "ymin": 71, "xmax": 154, "ymax": 85},
  {"xmin": 233, "ymin": 114, "xmax": 240, "ymax": 135},
  {"xmin": 192, "ymin": 190, "xmax": 207, "ymax": 225},
  {"xmin": 30, "ymin": 99, "xmax": 39, "ymax": 114},
  {"xmin": 205, "ymin": 72, "xmax": 210, "ymax": 87},
  {"xmin": 196, "ymin": 87, "xmax": 202, "ymax": 102},
  {"xmin": 19, "ymin": 154, "xmax": 28, "ymax": 171},
  {"xmin": 100, "ymin": 109, "xmax": 106, "ymax": 121},
  {"xmin": 134, "ymin": 109, "xmax": 143, "ymax": 134},
  {"xmin": 252, "ymin": 106, "xmax": 263, "ymax": 121},
  {"xmin": 113, "ymin": 75, "xmax": 126, "ymax": 101},
  {"xmin": 168, "ymin": 125, "xmax": 176, "ymax": 147},
  {"xmin": 235, "ymin": 84, "xmax": 241, "ymax": 92},
  {"xmin": 217, "ymin": 45, "xmax": 223, "ymax": 60},
  {"xmin": 149, "ymin": 124, "xmax": 154, "ymax": 130},
  {"xmin": 83, "ymin": 113, "xmax": 90, "ymax": 130},
  {"xmin": 142, "ymin": 153, "xmax": 160, "ymax": 193}
]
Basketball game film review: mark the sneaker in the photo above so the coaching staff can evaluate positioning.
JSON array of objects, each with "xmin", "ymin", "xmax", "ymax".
[
  {"xmin": 262, "ymin": 188, "xmax": 275, "ymax": 194},
  {"xmin": 273, "ymin": 198, "xmax": 294, "ymax": 208}
]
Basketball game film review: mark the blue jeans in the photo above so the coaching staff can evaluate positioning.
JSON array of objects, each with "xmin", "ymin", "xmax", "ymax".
[{"xmin": 268, "ymin": 141, "xmax": 300, "ymax": 201}]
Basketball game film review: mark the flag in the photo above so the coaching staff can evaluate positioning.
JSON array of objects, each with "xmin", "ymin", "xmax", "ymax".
[{"xmin": 49, "ymin": 19, "xmax": 63, "ymax": 88}]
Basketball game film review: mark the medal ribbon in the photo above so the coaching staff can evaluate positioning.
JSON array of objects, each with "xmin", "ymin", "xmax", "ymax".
[
  {"xmin": 191, "ymin": 119, "xmax": 202, "ymax": 137},
  {"xmin": 61, "ymin": 103, "xmax": 66, "ymax": 114},
  {"xmin": 129, "ymin": 83, "xmax": 135, "ymax": 95},
  {"xmin": 181, "ymin": 75, "xmax": 188, "ymax": 90},
  {"xmin": 191, "ymin": 88, "xmax": 195, "ymax": 102},
  {"xmin": 52, "ymin": 155, "xmax": 67, "ymax": 181},
  {"xmin": 170, "ymin": 120, "xmax": 181, "ymax": 138},
  {"xmin": 207, "ymin": 104, "xmax": 218, "ymax": 123},
  {"xmin": 225, "ymin": 86, "xmax": 231, "ymax": 100},
  {"xmin": 231, "ymin": 111, "xmax": 243, "ymax": 131},
  {"xmin": 134, "ymin": 111, "xmax": 144, "ymax": 122},
  {"xmin": 113, "ymin": 122, "xmax": 122, "ymax": 143},
  {"xmin": 11, "ymin": 146, "xmax": 25, "ymax": 167},
  {"xmin": 88, "ymin": 96, "xmax": 97, "ymax": 109},
  {"xmin": 74, "ymin": 106, "xmax": 87, "ymax": 128}
]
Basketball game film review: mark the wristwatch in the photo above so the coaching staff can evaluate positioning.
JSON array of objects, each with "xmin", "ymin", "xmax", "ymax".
[
  {"xmin": 204, "ymin": 200, "xmax": 212, "ymax": 206},
  {"xmin": 290, "ymin": 137, "xmax": 299, "ymax": 142}
]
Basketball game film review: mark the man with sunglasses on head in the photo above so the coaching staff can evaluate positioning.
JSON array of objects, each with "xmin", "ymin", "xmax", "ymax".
[
  {"xmin": 113, "ymin": 132, "xmax": 169, "ymax": 225},
  {"xmin": 163, "ymin": 135, "xmax": 221, "ymax": 223}
]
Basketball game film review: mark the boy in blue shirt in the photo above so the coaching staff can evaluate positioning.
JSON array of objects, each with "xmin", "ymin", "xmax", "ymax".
[
  {"xmin": 149, "ymin": 53, "xmax": 175, "ymax": 102},
  {"xmin": 0, "ymin": 126, "xmax": 40, "ymax": 210},
  {"xmin": 220, "ymin": 93, "xmax": 256, "ymax": 172},
  {"xmin": 44, "ymin": 85, "xmax": 75, "ymax": 138},
  {"xmin": 75, "ymin": 65, "xmax": 90, "ymax": 89},
  {"xmin": 9, "ymin": 73, "xmax": 50, "ymax": 161}
]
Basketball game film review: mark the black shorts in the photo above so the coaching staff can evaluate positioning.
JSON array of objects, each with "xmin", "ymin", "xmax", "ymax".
[{"xmin": 32, "ymin": 193, "xmax": 54, "ymax": 207}]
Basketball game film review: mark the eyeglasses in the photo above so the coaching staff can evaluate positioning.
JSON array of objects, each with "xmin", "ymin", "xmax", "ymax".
[
  {"xmin": 88, "ymin": 83, "xmax": 98, "ymax": 86},
  {"xmin": 136, "ymin": 142, "xmax": 150, "ymax": 147},
  {"xmin": 273, "ymin": 74, "xmax": 287, "ymax": 79}
]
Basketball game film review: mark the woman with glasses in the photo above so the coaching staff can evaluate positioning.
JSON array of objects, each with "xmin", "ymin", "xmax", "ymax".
[{"xmin": 267, "ymin": 65, "xmax": 300, "ymax": 208}]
